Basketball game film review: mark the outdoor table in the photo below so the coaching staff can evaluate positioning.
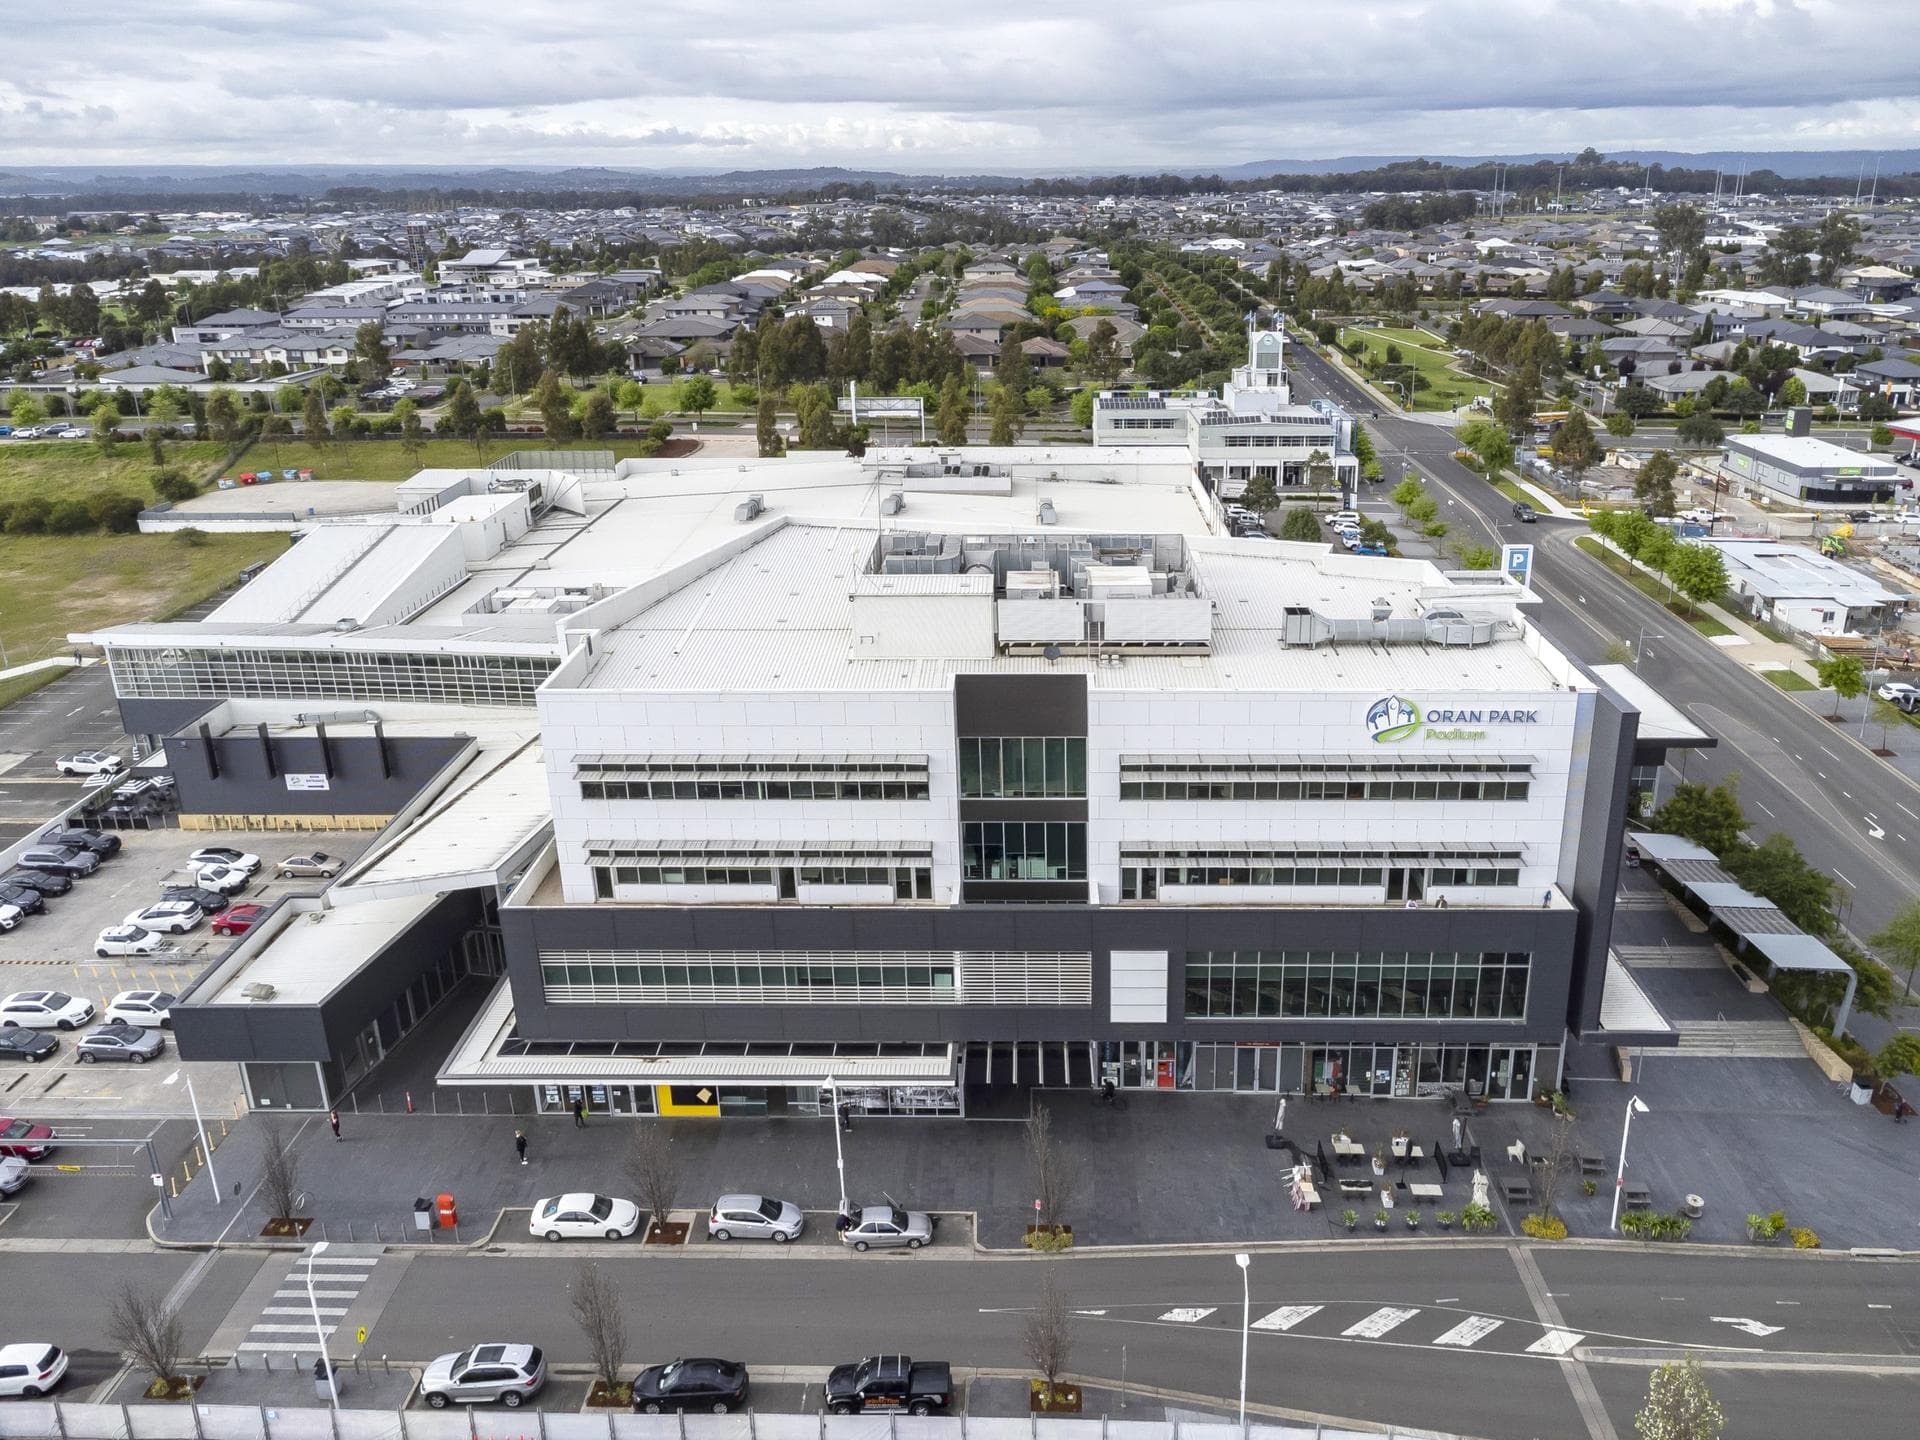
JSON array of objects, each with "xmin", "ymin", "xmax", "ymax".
[
  {"xmin": 1622, "ymin": 1182, "xmax": 1652, "ymax": 1210},
  {"xmin": 1578, "ymin": 1152, "xmax": 1606, "ymax": 1177},
  {"xmin": 1408, "ymin": 1182, "xmax": 1444, "ymax": 1202}
]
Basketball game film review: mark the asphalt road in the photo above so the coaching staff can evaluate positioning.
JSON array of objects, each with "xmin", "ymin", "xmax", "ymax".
[
  {"xmin": 1286, "ymin": 339, "xmax": 1920, "ymax": 944},
  {"xmin": 17, "ymin": 1241, "xmax": 1905, "ymax": 1440}
]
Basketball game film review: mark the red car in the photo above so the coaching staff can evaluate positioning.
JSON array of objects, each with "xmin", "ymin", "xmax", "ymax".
[
  {"xmin": 211, "ymin": 903, "xmax": 265, "ymax": 938},
  {"xmin": 0, "ymin": 1116, "xmax": 54, "ymax": 1160}
]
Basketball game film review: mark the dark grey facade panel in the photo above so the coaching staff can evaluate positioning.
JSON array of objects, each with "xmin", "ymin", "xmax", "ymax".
[
  {"xmin": 503, "ymin": 900, "xmax": 1577, "ymax": 1047},
  {"xmin": 119, "ymin": 697, "xmax": 222, "ymax": 737},
  {"xmin": 174, "ymin": 891, "xmax": 485, "ymax": 1063},
  {"xmin": 1566, "ymin": 691, "xmax": 1637, "ymax": 1034},
  {"xmin": 169, "ymin": 733, "xmax": 470, "ymax": 816},
  {"xmin": 953, "ymin": 674, "xmax": 1087, "ymax": 736}
]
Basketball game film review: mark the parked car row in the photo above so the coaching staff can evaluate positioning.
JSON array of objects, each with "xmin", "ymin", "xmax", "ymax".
[
  {"xmin": 0, "ymin": 988, "xmax": 174, "ymax": 1064},
  {"xmin": 0, "ymin": 825, "xmax": 124, "ymax": 937},
  {"xmin": 417, "ymin": 1348, "xmax": 950, "ymax": 1417}
]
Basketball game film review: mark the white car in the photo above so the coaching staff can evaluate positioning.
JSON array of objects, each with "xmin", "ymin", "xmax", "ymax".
[
  {"xmin": 1876, "ymin": 681, "xmax": 1920, "ymax": 710},
  {"xmin": 1324, "ymin": 510, "xmax": 1363, "ymax": 528},
  {"xmin": 192, "ymin": 863, "xmax": 251, "ymax": 894},
  {"xmin": 104, "ymin": 990, "xmax": 175, "ymax": 1028},
  {"xmin": 0, "ymin": 1342, "xmax": 67, "ymax": 1398},
  {"xmin": 0, "ymin": 902, "xmax": 22, "ymax": 933},
  {"xmin": 1676, "ymin": 508, "xmax": 1721, "ymax": 526},
  {"xmin": 187, "ymin": 847, "xmax": 261, "ymax": 874},
  {"xmin": 54, "ymin": 751, "xmax": 123, "ymax": 777},
  {"xmin": 122, "ymin": 901, "xmax": 203, "ymax": 935},
  {"xmin": 529, "ymin": 1192, "xmax": 641, "ymax": 1241},
  {"xmin": 0, "ymin": 991, "xmax": 95, "ymax": 1030},
  {"xmin": 95, "ymin": 926, "xmax": 164, "ymax": 958}
]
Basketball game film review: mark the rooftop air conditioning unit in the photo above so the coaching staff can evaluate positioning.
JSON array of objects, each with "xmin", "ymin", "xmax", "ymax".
[
  {"xmin": 241, "ymin": 983, "xmax": 277, "ymax": 1002},
  {"xmin": 1036, "ymin": 499, "xmax": 1058, "ymax": 525},
  {"xmin": 1371, "ymin": 597, "xmax": 1392, "ymax": 623},
  {"xmin": 734, "ymin": 494, "xmax": 765, "ymax": 522},
  {"xmin": 880, "ymin": 492, "xmax": 904, "ymax": 516}
]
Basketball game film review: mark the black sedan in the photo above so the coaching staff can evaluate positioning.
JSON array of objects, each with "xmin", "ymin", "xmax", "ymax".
[
  {"xmin": 631, "ymin": 1359, "xmax": 749, "ymax": 1414},
  {"xmin": 0, "ymin": 886, "xmax": 46, "ymax": 918},
  {"xmin": 0, "ymin": 870, "xmax": 70, "ymax": 898},
  {"xmin": 159, "ymin": 884, "xmax": 230, "ymax": 914},
  {"xmin": 0, "ymin": 1029, "xmax": 57, "ymax": 1064}
]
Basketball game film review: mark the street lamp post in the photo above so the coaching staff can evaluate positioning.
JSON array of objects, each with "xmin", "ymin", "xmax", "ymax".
[
  {"xmin": 1609, "ymin": 1096, "xmax": 1650, "ymax": 1233},
  {"xmin": 184, "ymin": 1075, "xmax": 219, "ymax": 1203},
  {"xmin": 1234, "ymin": 1252, "xmax": 1251, "ymax": 1430},
  {"xmin": 822, "ymin": 1076, "xmax": 848, "ymax": 1213},
  {"xmin": 304, "ymin": 1242, "xmax": 339, "ymax": 1406}
]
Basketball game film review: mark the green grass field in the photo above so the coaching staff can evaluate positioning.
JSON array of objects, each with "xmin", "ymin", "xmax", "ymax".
[
  {"xmin": 0, "ymin": 665, "xmax": 65, "ymax": 711},
  {"xmin": 0, "ymin": 532, "xmax": 289, "ymax": 659},
  {"xmin": 1763, "ymin": 669, "xmax": 1817, "ymax": 692},
  {"xmin": 0, "ymin": 439, "xmax": 228, "ymax": 505},
  {"xmin": 1339, "ymin": 325, "xmax": 1495, "ymax": 412}
]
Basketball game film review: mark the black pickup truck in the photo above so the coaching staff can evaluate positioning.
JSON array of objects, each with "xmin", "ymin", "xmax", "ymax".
[{"xmin": 824, "ymin": 1355, "xmax": 954, "ymax": 1415}]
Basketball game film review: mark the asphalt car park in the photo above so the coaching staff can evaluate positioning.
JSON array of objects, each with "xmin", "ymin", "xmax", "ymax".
[{"xmin": 0, "ymin": 666, "xmax": 132, "ymax": 847}]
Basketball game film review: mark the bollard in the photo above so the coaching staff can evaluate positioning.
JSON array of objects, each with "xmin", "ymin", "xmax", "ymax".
[
  {"xmin": 383, "ymin": 1354, "xmax": 391, "ymax": 1375},
  {"xmin": 405, "ymin": 1090, "xmax": 415, "ymax": 1114},
  {"xmin": 346, "ymin": 1221, "xmax": 354, "ymax": 1243}
]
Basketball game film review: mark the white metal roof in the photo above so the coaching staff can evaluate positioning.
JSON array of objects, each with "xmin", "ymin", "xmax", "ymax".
[
  {"xmin": 1588, "ymin": 665, "xmax": 1711, "ymax": 743},
  {"xmin": 1599, "ymin": 953, "xmax": 1672, "ymax": 1035},
  {"xmin": 208, "ymin": 892, "xmax": 446, "ymax": 1006}
]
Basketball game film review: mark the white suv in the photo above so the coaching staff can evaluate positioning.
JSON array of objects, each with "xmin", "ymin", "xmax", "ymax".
[
  {"xmin": 0, "ymin": 991, "xmax": 96, "ymax": 1030},
  {"xmin": 122, "ymin": 901, "xmax": 203, "ymax": 935}
]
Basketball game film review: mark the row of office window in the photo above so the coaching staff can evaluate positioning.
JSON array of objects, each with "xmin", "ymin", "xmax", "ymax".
[
  {"xmin": 1183, "ymin": 950, "xmax": 1533, "ymax": 1021},
  {"xmin": 107, "ymin": 645, "xmax": 556, "ymax": 707},
  {"xmin": 962, "ymin": 821, "xmax": 1088, "ymax": 882},
  {"xmin": 1118, "ymin": 756, "xmax": 1533, "ymax": 803},
  {"xmin": 958, "ymin": 737, "xmax": 1087, "ymax": 798},
  {"xmin": 1121, "ymin": 862, "xmax": 1521, "ymax": 896},
  {"xmin": 1104, "ymin": 416, "xmax": 1179, "ymax": 430},
  {"xmin": 592, "ymin": 863, "xmax": 933, "ymax": 900},
  {"xmin": 542, "ymin": 952, "xmax": 958, "ymax": 1005},
  {"xmin": 1218, "ymin": 434, "xmax": 1321, "ymax": 448},
  {"xmin": 576, "ymin": 754, "xmax": 930, "ymax": 802}
]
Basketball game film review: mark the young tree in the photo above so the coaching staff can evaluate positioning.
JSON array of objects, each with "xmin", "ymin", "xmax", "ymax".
[
  {"xmin": 1605, "ymin": 411, "xmax": 1635, "ymax": 438},
  {"xmin": 1552, "ymin": 407, "xmax": 1601, "ymax": 482},
  {"xmin": 1777, "ymin": 375, "xmax": 1807, "ymax": 409},
  {"xmin": 1634, "ymin": 450, "xmax": 1681, "ymax": 517},
  {"xmin": 937, "ymin": 374, "xmax": 969, "ymax": 445},
  {"xmin": 1069, "ymin": 388, "xmax": 1094, "ymax": 428},
  {"xmin": 568, "ymin": 1259, "xmax": 628, "ymax": 1398},
  {"xmin": 1651, "ymin": 779, "xmax": 1747, "ymax": 856},
  {"xmin": 989, "ymin": 384, "xmax": 1024, "ymax": 445},
  {"xmin": 579, "ymin": 389, "xmax": 617, "ymax": 440},
  {"xmin": 1876, "ymin": 1033, "xmax": 1920, "ymax": 1079},
  {"xmin": 92, "ymin": 402, "xmax": 118, "ymax": 455},
  {"xmin": 1239, "ymin": 472, "xmax": 1280, "ymax": 516},
  {"xmin": 302, "ymin": 387, "xmax": 330, "ymax": 449},
  {"xmin": 994, "ymin": 337, "xmax": 1033, "ymax": 399},
  {"xmin": 1083, "ymin": 319, "xmax": 1120, "ymax": 383},
  {"xmin": 443, "ymin": 378, "xmax": 482, "ymax": 444},
  {"xmin": 1723, "ymin": 832, "xmax": 1836, "ymax": 937},
  {"xmin": 205, "ymin": 388, "xmax": 241, "ymax": 444},
  {"xmin": 1023, "ymin": 1267, "xmax": 1074, "ymax": 1409},
  {"xmin": 392, "ymin": 398, "xmax": 425, "ymax": 461},
  {"xmin": 1675, "ymin": 414, "xmax": 1725, "ymax": 448},
  {"xmin": 258, "ymin": 414, "xmax": 292, "ymax": 467},
  {"xmin": 1634, "ymin": 1356, "xmax": 1725, "ymax": 1440},
  {"xmin": 1663, "ymin": 541, "xmax": 1728, "ymax": 612},
  {"xmin": 794, "ymin": 383, "xmax": 837, "ymax": 450},
  {"xmin": 755, "ymin": 388, "xmax": 785, "ymax": 457},
  {"xmin": 1278, "ymin": 506, "xmax": 1321, "ymax": 542},
  {"xmin": 257, "ymin": 1122, "xmax": 300, "ymax": 1226},
  {"xmin": 108, "ymin": 1280, "xmax": 185, "ymax": 1395},
  {"xmin": 1025, "ymin": 1103, "xmax": 1080, "ymax": 1235},
  {"xmin": 676, "ymin": 374, "xmax": 717, "ymax": 420},
  {"xmin": 534, "ymin": 371, "xmax": 577, "ymax": 441},
  {"xmin": 329, "ymin": 402, "xmax": 357, "ymax": 439},
  {"xmin": 352, "ymin": 322, "xmax": 390, "ymax": 384},
  {"xmin": 1815, "ymin": 654, "xmax": 1866, "ymax": 719},
  {"xmin": 1452, "ymin": 543, "xmax": 1499, "ymax": 569},
  {"xmin": 623, "ymin": 1125, "xmax": 680, "ymax": 1238},
  {"xmin": 1870, "ymin": 900, "xmax": 1920, "ymax": 1004}
]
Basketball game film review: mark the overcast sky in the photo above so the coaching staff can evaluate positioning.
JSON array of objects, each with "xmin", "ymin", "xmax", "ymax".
[{"xmin": 6, "ymin": 0, "xmax": 1918, "ymax": 173}]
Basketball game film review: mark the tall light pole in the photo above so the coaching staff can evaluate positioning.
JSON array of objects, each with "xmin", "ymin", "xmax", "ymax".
[
  {"xmin": 184, "ymin": 1075, "xmax": 219, "ymax": 1203},
  {"xmin": 1609, "ymin": 1096, "xmax": 1650, "ymax": 1233},
  {"xmin": 1234, "ymin": 1252, "xmax": 1251, "ymax": 1429},
  {"xmin": 304, "ymin": 1242, "xmax": 339, "ymax": 1406},
  {"xmin": 822, "ymin": 1076, "xmax": 848, "ymax": 1213}
]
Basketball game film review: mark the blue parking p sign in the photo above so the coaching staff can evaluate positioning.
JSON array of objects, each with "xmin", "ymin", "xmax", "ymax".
[{"xmin": 1503, "ymin": 543, "xmax": 1534, "ymax": 588}]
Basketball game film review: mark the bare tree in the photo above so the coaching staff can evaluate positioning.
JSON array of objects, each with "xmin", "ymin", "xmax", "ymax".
[
  {"xmin": 108, "ymin": 1280, "xmax": 184, "ymax": 1390},
  {"xmin": 257, "ymin": 1122, "xmax": 300, "ymax": 1225},
  {"xmin": 1023, "ymin": 1267, "xmax": 1073, "ymax": 1406},
  {"xmin": 1026, "ymin": 1103, "xmax": 1081, "ymax": 1234},
  {"xmin": 1533, "ymin": 1110, "xmax": 1576, "ymax": 1226},
  {"xmin": 624, "ymin": 1123, "xmax": 680, "ymax": 1237},
  {"xmin": 568, "ymin": 1260, "xmax": 628, "ymax": 1395}
]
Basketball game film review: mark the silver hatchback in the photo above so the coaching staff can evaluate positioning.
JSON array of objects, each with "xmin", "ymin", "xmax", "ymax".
[
  {"xmin": 840, "ymin": 1203, "xmax": 935, "ymax": 1251},
  {"xmin": 707, "ymin": 1193, "xmax": 804, "ymax": 1243}
]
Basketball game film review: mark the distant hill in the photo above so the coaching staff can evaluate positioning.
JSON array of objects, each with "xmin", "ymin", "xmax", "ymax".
[{"xmin": 1205, "ymin": 150, "xmax": 1920, "ymax": 182}]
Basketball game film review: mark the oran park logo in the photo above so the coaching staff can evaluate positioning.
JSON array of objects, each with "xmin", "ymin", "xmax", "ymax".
[{"xmin": 1366, "ymin": 695, "xmax": 1422, "ymax": 743}]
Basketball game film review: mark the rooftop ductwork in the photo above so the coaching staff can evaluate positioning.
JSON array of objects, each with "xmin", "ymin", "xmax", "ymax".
[
  {"xmin": 734, "ymin": 494, "xmax": 766, "ymax": 523},
  {"xmin": 880, "ymin": 491, "xmax": 904, "ymax": 516},
  {"xmin": 1036, "ymin": 499, "xmax": 1058, "ymax": 525}
]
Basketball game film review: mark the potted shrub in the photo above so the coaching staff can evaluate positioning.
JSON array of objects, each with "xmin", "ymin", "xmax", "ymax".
[
  {"xmin": 1390, "ymin": 1130, "xmax": 1411, "ymax": 1158},
  {"xmin": 1370, "ymin": 1146, "xmax": 1386, "ymax": 1177},
  {"xmin": 1460, "ymin": 1202, "xmax": 1497, "ymax": 1233},
  {"xmin": 1373, "ymin": 1209, "xmax": 1391, "ymax": 1231},
  {"xmin": 1582, "ymin": 1179, "xmax": 1598, "ymax": 1197},
  {"xmin": 1745, "ymin": 1211, "xmax": 1786, "ymax": 1244},
  {"xmin": 1405, "ymin": 1210, "xmax": 1420, "ymax": 1231},
  {"xmin": 1341, "ymin": 1208, "xmax": 1359, "ymax": 1232},
  {"xmin": 1435, "ymin": 1209, "xmax": 1457, "ymax": 1231}
]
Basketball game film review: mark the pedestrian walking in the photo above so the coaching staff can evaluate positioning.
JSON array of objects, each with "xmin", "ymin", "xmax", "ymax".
[
  {"xmin": 1896, "ymin": 1099, "xmax": 1913, "ymax": 1124},
  {"xmin": 328, "ymin": 1109, "xmax": 341, "ymax": 1141},
  {"xmin": 573, "ymin": 1098, "xmax": 587, "ymax": 1129},
  {"xmin": 514, "ymin": 1129, "xmax": 528, "ymax": 1165}
]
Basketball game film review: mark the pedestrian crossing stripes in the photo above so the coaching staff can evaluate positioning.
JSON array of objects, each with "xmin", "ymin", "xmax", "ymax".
[
  {"xmin": 238, "ymin": 1251, "xmax": 379, "ymax": 1355},
  {"xmin": 1431, "ymin": 1315, "xmax": 1504, "ymax": 1347},
  {"xmin": 1251, "ymin": 1305, "xmax": 1323, "ymax": 1332},
  {"xmin": 1343, "ymin": 1306, "xmax": 1420, "ymax": 1338},
  {"xmin": 1150, "ymin": 1301, "xmax": 1586, "ymax": 1357},
  {"xmin": 1526, "ymin": 1329, "xmax": 1585, "ymax": 1355}
]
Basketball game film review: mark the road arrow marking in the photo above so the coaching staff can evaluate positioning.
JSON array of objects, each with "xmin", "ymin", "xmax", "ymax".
[
  {"xmin": 1251, "ymin": 1305, "xmax": 1322, "ymax": 1332},
  {"xmin": 1432, "ymin": 1316, "xmax": 1505, "ymax": 1348},
  {"xmin": 1071, "ymin": 1310, "xmax": 1107, "ymax": 1316},
  {"xmin": 1159, "ymin": 1308, "xmax": 1216, "ymax": 1323},
  {"xmin": 1344, "ymin": 1307, "xmax": 1420, "ymax": 1338},
  {"xmin": 1710, "ymin": 1316, "xmax": 1783, "ymax": 1337},
  {"xmin": 1526, "ymin": 1329, "xmax": 1584, "ymax": 1355}
]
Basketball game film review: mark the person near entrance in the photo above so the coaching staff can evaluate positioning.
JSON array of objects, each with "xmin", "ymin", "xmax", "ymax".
[
  {"xmin": 328, "ymin": 1109, "xmax": 341, "ymax": 1140},
  {"xmin": 573, "ymin": 1098, "xmax": 587, "ymax": 1128},
  {"xmin": 514, "ymin": 1129, "xmax": 528, "ymax": 1165}
]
